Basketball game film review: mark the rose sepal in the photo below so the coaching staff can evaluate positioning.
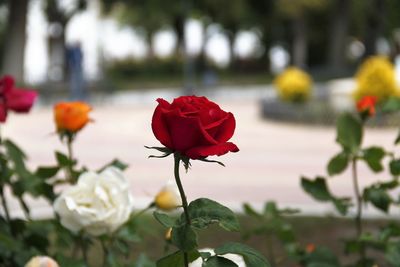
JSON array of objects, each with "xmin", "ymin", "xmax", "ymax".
[{"xmin": 145, "ymin": 146, "xmax": 174, "ymax": 159}]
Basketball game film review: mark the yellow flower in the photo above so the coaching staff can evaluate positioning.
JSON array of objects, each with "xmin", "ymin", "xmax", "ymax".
[
  {"xmin": 353, "ymin": 56, "xmax": 397, "ymax": 102},
  {"xmin": 154, "ymin": 181, "xmax": 181, "ymax": 211},
  {"xmin": 165, "ymin": 227, "xmax": 172, "ymax": 241},
  {"xmin": 274, "ymin": 67, "xmax": 313, "ymax": 103}
]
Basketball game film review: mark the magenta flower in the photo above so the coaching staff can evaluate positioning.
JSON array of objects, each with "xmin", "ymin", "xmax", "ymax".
[{"xmin": 0, "ymin": 75, "xmax": 37, "ymax": 122}]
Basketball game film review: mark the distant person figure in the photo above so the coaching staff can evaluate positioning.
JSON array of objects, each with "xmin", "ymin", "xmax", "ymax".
[
  {"xmin": 202, "ymin": 69, "xmax": 218, "ymax": 88},
  {"xmin": 66, "ymin": 42, "xmax": 87, "ymax": 100}
]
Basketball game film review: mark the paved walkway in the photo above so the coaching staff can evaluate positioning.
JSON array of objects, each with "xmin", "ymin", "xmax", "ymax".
[{"xmin": 2, "ymin": 88, "xmax": 399, "ymax": 218}]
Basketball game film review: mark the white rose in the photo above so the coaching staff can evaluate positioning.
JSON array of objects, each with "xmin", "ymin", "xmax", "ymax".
[
  {"xmin": 154, "ymin": 180, "xmax": 182, "ymax": 211},
  {"xmin": 25, "ymin": 256, "xmax": 59, "ymax": 267},
  {"xmin": 53, "ymin": 167, "xmax": 134, "ymax": 236},
  {"xmin": 189, "ymin": 248, "xmax": 246, "ymax": 267}
]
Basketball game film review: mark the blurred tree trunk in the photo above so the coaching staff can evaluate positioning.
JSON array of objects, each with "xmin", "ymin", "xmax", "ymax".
[
  {"xmin": 227, "ymin": 32, "xmax": 236, "ymax": 67},
  {"xmin": 197, "ymin": 24, "xmax": 210, "ymax": 73},
  {"xmin": 2, "ymin": 0, "xmax": 29, "ymax": 82},
  {"xmin": 328, "ymin": 0, "xmax": 350, "ymax": 71},
  {"xmin": 173, "ymin": 15, "xmax": 185, "ymax": 57},
  {"xmin": 364, "ymin": 0, "xmax": 386, "ymax": 57},
  {"xmin": 47, "ymin": 22, "xmax": 67, "ymax": 81},
  {"xmin": 292, "ymin": 14, "xmax": 307, "ymax": 68},
  {"xmin": 146, "ymin": 31, "xmax": 155, "ymax": 59}
]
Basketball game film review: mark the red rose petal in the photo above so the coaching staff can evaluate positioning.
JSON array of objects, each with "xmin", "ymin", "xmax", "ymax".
[
  {"xmin": 151, "ymin": 99, "xmax": 174, "ymax": 149},
  {"xmin": 0, "ymin": 103, "xmax": 7, "ymax": 122},
  {"xmin": 205, "ymin": 112, "xmax": 236, "ymax": 143},
  {"xmin": 0, "ymin": 75, "xmax": 15, "ymax": 94},
  {"xmin": 165, "ymin": 109, "xmax": 218, "ymax": 152},
  {"xmin": 6, "ymin": 89, "xmax": 37, "ymax": 112},
  {"xmin": 185, "ymin": 142, "xmax": 239, "ymax": 159}
]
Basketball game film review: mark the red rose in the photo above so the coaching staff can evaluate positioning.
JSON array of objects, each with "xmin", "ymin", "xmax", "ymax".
[
  {"xmin": 151, "ymin": 96, "xmax": 239, "ymax": 159},
  {"xmin": 0, "ymin": 75, "xmax": 37, "ymax": 122},
  {"xmin": 356, "ymin": 95, "xmax": 377, "ymax": 117}
]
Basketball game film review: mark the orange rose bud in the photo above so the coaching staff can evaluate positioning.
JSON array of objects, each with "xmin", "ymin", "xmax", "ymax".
[
  {"xmin": 54, "ymin": 102, "xmax": 92, "ymax": 133},
  {"xmin": 306, "ymin": 243, "xmax": 316, "ymax": 253},
  {"xmin": 356, "ymin": 96, "xmax": 377, "ymax": 117}
]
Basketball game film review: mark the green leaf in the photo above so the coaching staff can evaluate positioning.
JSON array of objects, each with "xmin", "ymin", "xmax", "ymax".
[
  {"xmin": 363, "ymin": 187, "xmax": 392, "ymax": 213},
  {"xmin": 153, "ymin": 212, "xmax": 176, "ymax": 228},
  {"xmin": 305, "ymin": 246, "xmax": 340, "ymax": 267},
  {"xmin": 35, "ymin": 166, "xmax": 60, "ymax": 179},
  {"xmin": 55, "ymin": 151, "xmax": 74, "ymax": 167},
  {"xmin": 395, "ymin": 131, "xmax": 400, "ymax": 145},
  {"xmin": 171, "ymin": 224, "xmax": 198, "ymax": 252},
  {"xmin": 382, "ymin": 97, "xmax": 400, "ymax": 112},
  {"xmin": 386, "ymin": 241, "xmax": 400, "ymax": 267},
  {"xmin": 215, "ymin": 242, "xmax": 270, "ymax": 267},
  {"xmin": 3, "ymin": 139, "xmax": 29, "ymax": 174},
  {"xmin": 203, "ymin": 256, "xmax": 238, "ymax": 267},
  {"xmin": 301, "ymin": 177, "xmax": 331, "ymax": 201},
  {"xmin": 263, "ymin": 201, "xmax": 279, "ymax": 217},
  {"xmin": 362, "ymin": 147, "xmax": 385, "ymax": 172},
  {"xmin": 390, "ymin": 159, "xmax": 400, "ymax": 176},
  {"xmin": 99, "ymin": 159, "xmax": 128, "ymax": 172},
  {"xmin": 54, "ymin": 254, "xmax": 86, "ymax": 267},
  {"xmin": 243, "ymin": 203, "xmax": 262, "ymax": 219},
  {"xmin": 332, "ymin": 198, "xmax": 351, "ymax": 216},
  {"xmin": 336, "ymin": 113, "xmax": 362, "ymax": 153},
  {"xmin": 301, "ymin": 177, "xmax": 350, "ymax": 215},
  {"xmin": 156, "ymin": 250, "xmax": 200, "ymax": 267},
  {"xmin": 135, "ymin": 254, "xmax": 156, "ymax": 267},
  {"xmin": 380, "ymin": 223, "xmax": 400, "ymax": 241},
  {"xmin": 327, "ymin": 152, "xmax": 349, "ymax": 176},
  {"xmin": 185, "ymin": 198, "xmax": 240, "ymax": 232}
]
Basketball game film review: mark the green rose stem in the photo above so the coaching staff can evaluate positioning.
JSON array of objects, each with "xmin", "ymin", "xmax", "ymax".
[
  {"xmin": 351, "ymin": 158, "xmax": 365, "ymax": 263},
  {"xmin": 0, "ymin": 130, "xmax": 11, "ymax": 226},
  {"xmin": 265, "ymin": 236, "xmax": 276, "ymax": 267},
  {"xmin": 173, "ymin": 153, "xmax": 191, "ymax": 267},
  {"xmin": 0, "ymin": 187, "xmax": 11, "ymax": 223},
  {"xmin": 65, "ymin": 133, "xmax": 75, "ymax": 183},
  {"xmin": 100, "ymin": 239, "xmax": 109, "ymax": 267},
  {"xmin": 79, "ymin": 233, "xmax": 89, "ymax": 266}
]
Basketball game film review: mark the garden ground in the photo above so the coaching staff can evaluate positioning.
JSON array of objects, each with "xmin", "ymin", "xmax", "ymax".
[{"xmin": 3, "ymin": 86, "xmax": 398, "ymax": 219}]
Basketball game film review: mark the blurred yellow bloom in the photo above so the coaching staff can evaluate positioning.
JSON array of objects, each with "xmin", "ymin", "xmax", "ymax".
[
  {"xmin": 165, "ymin": 227, "xmax": 172, "ymax": 241},
  {"xmin": 154, "ymin": 181, "xmax": 181, "ymax": 211},
  {"xmin": 274, "ymin": 67, "xmax": 313, "ymax": 103},
  {"xmin": 353, "ymin": 56, "xmax": 397, "ymax": 102}
]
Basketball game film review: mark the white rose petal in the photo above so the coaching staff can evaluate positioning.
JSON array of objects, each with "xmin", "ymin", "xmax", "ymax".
[
  {"xmin": 53, "ymin": 166, "xmax": 134, "ymax": 236},
  {"xmin": 189, "ymin": 248, "xmax": 246, "ymax": 267}
]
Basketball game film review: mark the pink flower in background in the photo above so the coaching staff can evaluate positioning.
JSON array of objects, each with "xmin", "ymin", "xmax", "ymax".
[{"xmin": 0, "ymin": 75, "xmax": 37, "ymax": 122}]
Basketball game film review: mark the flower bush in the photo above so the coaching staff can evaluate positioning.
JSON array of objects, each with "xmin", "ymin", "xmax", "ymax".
[
  {"xmin": 6, "ymin": 72, "xmax": 400, "ymax": 267},
  {"xmin": 273, "ymin": 67, "xmax": 313, "ymax": 103},
  {"xmin": 353, "ymin": 56, "xmax": 397, "ymax": 102},
  {"xmin": 0, "ymin": 85, "xmax": 271, "ymax": 267}
]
